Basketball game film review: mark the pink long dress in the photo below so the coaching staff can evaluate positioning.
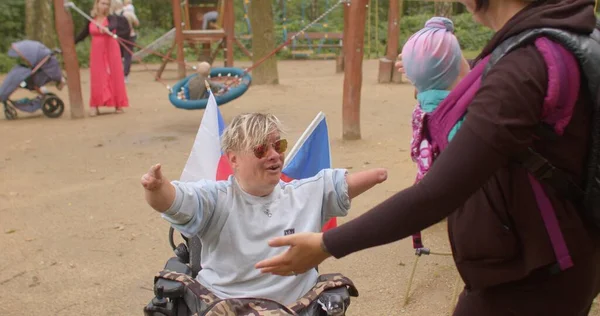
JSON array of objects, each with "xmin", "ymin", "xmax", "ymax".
[{"xmin": 89, "ymin": 18, "xmax": 129, "ymax": 108}]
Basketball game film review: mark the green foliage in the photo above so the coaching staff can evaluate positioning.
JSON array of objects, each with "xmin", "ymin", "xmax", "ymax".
[
  {"xmin": 0, "ymin": 0, "xmax": 25, "ymax": 53},
  {"xmin": 398, "ymin": 13, "xmax": 494, "ymax": 53},
  {"xmin": 0, "ymin": 0, "xmax": 517, "ymax": 73},
  {"xmin": 232, "ymin": 0, "xmax": 492, "ymax": 60},
  {"xmin": 0, "ymin": 53, "xmax": 17, "ymax": 74},
  {"xmin": 0, "ymin": 1, "xmax": 24, "ymax": 73}
]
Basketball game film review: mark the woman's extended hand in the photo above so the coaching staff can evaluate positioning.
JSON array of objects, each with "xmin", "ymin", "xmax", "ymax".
[
  {"xmin": 395, "ymin": 54, "xmax": 404, "ymax": 74},
  {"xmin": 255, "ymin": 232, "xmax": 331, "ymax": 276}
]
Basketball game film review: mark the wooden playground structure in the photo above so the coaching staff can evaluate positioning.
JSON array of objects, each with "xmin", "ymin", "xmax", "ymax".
[
  {"xmin": 53, "ymin": 0, "xmax": 407, "ymax": 138},
  {"xmin": 164, "ymin": 0, "xmax": 252, "ymax": 80},
  {"xmin": 282, "ymin": 0, "xmax": 345, "ymax": 62},
  {"xmin": 52, "ymin": 0, "xmax": 405, "ymax": 137}
]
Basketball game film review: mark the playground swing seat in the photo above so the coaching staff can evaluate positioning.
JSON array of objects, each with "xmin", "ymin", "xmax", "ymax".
[
  {"xmin": 143, "ymin": 226, "xmax": 359, "ymax": 316},
  {"xmin": 168, "ymin": 67, "xmax": 252, "ymax": 110}
]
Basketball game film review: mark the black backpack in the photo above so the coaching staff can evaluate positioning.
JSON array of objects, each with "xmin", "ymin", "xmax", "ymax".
[
  {"xmin": 112, "ymin": 12, "xmax": 131, "ymax": 40},
  {"xmin": 482, "ymin": 19, "xmax": 600, "ymax": 228}
]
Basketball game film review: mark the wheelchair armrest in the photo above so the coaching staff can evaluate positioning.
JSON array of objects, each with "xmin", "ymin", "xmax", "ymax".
[{"xmin": 155, "ymin": 257, "xmax": 192, "ymax": 299}]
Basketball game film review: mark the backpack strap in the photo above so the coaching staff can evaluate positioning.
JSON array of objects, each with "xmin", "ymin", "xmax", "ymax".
[
  {"xmin": 485, "ymin": 26, "xmax": 600, "ymax": 204},
  {"xmin": 519, "ymin": 35, "xmax": 584, "ymax": 203},
  {"xmin": 514, "ymin": 148, "xmax": 583, "ymax": 201},
  {"xmin": 483, "ymin": 30, "xmax": 586, "ymax": 273}
]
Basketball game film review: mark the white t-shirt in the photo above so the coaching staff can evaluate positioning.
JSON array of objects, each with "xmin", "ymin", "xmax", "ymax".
[{"xmin": 162, "ymin": 168, "xmax": 350, "ymax": 305}]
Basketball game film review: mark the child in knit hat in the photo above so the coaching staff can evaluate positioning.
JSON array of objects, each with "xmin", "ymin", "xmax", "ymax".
[{"xmin": 402, "ymin": 17, "xmax": 470, "ymax": 181}]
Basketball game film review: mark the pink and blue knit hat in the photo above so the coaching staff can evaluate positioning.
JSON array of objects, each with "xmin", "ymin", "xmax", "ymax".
[{"xmin": 401, "ymin": 17, "xmax": 463, "ymax": 93}]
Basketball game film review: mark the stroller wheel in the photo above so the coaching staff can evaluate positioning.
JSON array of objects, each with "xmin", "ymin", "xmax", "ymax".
[
  {"xmin": 42, "ymin": 94, "xmax": 65, "ymax": 118},
  {"xmin": 4, "ymin": 104, "xmax": 17, "ymax": 120}
]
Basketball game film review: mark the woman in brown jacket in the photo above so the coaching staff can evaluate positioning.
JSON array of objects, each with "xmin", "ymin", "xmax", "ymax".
[{"xmin": 256, "ymin": 0, "xmax": 600, "ymax": 315}]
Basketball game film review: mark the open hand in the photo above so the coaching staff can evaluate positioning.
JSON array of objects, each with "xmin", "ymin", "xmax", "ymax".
[
  {"xmin": 141, "ymin": 163, "xmax": 164, "ymax": 191},
  {"xmin": 255, "ymin": 232, "xmax": 331, "ymax": 276},
  {"xmin": 394, "ymin": 54, "xmax": 404, "ymax": 74}
]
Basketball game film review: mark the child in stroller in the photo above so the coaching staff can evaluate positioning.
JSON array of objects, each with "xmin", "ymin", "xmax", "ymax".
[{"xmin": 0, "ymin": 40, "xmax": 66, "ymax": 120}]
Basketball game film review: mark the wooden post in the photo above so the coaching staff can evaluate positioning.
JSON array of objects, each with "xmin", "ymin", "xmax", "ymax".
[
  {"xmin": 391, "ymin": 0, "xmax": 404, "ymax": 83},
  {"xmin": 172, "ymin": 0, "xmax": 186, "ymax": 79},
  {"xmin": 183, "ymin": 0, "xmax": 191, "ymax": 30},
  {"xmin": 336, "ymin": 2, "xmax": 350, "ymax": 73},
  {"xmin": 342, "ymin": 0, "xmax": 369, "ymax": 140},
  {"xmin": 224, "ymin": 0, "xmax": 235, "ymax": 67},
  {"xmin": 53, "ymin": 0, "xmax": 84, "ymax": 119},
  {"xmin": 377, "ymin": 0, "xmax": 400, "ymax": 83}
]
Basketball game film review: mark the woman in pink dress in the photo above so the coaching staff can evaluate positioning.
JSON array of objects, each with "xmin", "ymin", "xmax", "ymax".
[{"xmin": 75, "ymin": 0, "xmax": 129, "ymax": 116}]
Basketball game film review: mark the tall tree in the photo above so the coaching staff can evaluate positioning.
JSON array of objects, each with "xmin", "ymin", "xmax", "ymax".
[
  {"xmin": 26, "ymin": 0, "xmax": 57, "ymax": 49},
  {"xmin": 434, "ymin": 1, "xmax": 453, "ymax": 17},
  {"xmin": 249, "ymin": 0, "xmax": 279, "ymax": 85}
]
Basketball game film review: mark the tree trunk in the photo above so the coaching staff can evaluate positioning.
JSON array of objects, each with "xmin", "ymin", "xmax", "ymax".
[
  {"xmin": 311, "ymin": 0, "xmax": 318, "ymax": 21},
  {"xmin": 249, "ymin": 0, "xmax": 279, "ymax": 85},
  {"xmin": 26, "ymin": 0, "xmax": 57, "ymax": 49},
  {"xmin": 434, "ymin": 1, "xmax": 453, "ymax": 17},
  {"xmin": 53, "ymin": 0, "xmax": 85, "ymax": 119}
]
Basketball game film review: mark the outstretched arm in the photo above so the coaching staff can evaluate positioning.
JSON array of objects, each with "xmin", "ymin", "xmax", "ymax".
[
  {"xmin": 141, "ymin": 163, "xmax": 176, "ymax": 212},
  {"xmin": 347, "ymin": 168, "xmax": 387, "ymax": 199},
  {"xmin": 141, "ymin": 163, "xmax": 222, "ymax": 237}
]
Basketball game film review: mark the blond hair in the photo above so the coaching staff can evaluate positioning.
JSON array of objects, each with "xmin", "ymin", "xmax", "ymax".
[
  {"xmin": 111, "ymin": 0, "xmax": 123, "ymax": 14},
  {"xmin": 91, "ymin": 0, "xmax": 112, "ymax": 17},
  {"xmin": 221, "ymin": 113, "xmax": 285, "ymax": 153}
]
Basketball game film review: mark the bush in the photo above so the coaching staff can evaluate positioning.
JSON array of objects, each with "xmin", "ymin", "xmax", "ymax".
[
  {"xmin": 398, "ymin": 13, "xmax": 494, "ymax": 53},
  {"xmin": 0, "ymin": 53, "xmax": 16, "ymax": 73},
  {"xmin": 0, "ymin": 1, "xmax": 25, "ymax": 54}
]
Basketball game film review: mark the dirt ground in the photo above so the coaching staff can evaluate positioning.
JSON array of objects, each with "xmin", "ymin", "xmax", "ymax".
[{"xmin": 1, "ymin": 59, "xmax": 598, "ymax": 316}]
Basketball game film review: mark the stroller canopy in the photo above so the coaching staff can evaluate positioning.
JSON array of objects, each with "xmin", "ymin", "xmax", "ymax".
[
  {"xmin": 8, "ymin": 40, "xmax": 52, "ymax": 67},
  {"xmin": 0, "ymin": 40, "xmax": 62, "ymax": 102}
]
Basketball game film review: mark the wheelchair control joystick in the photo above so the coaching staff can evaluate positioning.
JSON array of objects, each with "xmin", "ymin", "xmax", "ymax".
[
  {"xmin": 144, "ymin": 286, "xmax": 176, "ymax": 316},
  {"xmin": 153, "ymin": 286, "xmax": 168, "ymax": 306}
]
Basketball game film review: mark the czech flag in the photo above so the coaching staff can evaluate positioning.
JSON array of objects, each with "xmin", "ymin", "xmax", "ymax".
[
  {"xmin": 179, "ymin": 88, "xmax": 337, "ymax": 231},
  {"xmin": 281, "ymin": 111, "xmax": 337, "ymax": 231}
]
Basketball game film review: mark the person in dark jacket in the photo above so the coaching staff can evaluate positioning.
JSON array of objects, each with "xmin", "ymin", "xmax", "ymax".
[{"xmin": 255, "ymin": 0, "xmax": 600, "ymax": 315}]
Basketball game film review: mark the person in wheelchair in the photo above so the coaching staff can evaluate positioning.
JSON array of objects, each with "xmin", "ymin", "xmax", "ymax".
[{"xmin": 141, "ymin": 112, "xmax": 387, "ymax": 309}]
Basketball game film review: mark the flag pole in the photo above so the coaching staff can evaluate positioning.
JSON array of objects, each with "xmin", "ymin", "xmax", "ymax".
[{"xmin": 284, "ymin": 111, "xmax": 327, "ymax": 169}]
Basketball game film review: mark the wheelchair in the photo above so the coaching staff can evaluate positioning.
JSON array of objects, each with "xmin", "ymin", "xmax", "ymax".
[{"xmin": 143, "ymin": 227, "xmax": 359, "ymax": 316}]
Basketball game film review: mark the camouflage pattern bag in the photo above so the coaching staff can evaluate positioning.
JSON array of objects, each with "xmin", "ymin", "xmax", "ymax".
[
  {"xmin": 155, "ymin": 270, "xmax": 359, "ymax": 316},
  {"xmin": 287, "ymin": 273, "xmax": 359, "ymax": 314}
]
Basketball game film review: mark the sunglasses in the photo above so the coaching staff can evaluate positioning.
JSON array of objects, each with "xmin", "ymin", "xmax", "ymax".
[{"xmin": 253, "ymin": 139, "xmax": 288, "ymax": 159}]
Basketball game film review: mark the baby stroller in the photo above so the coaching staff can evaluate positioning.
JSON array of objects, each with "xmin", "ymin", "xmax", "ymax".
[{"xmin": 0, "ymin": 40, "xmax": 66, "ymax": 120}]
